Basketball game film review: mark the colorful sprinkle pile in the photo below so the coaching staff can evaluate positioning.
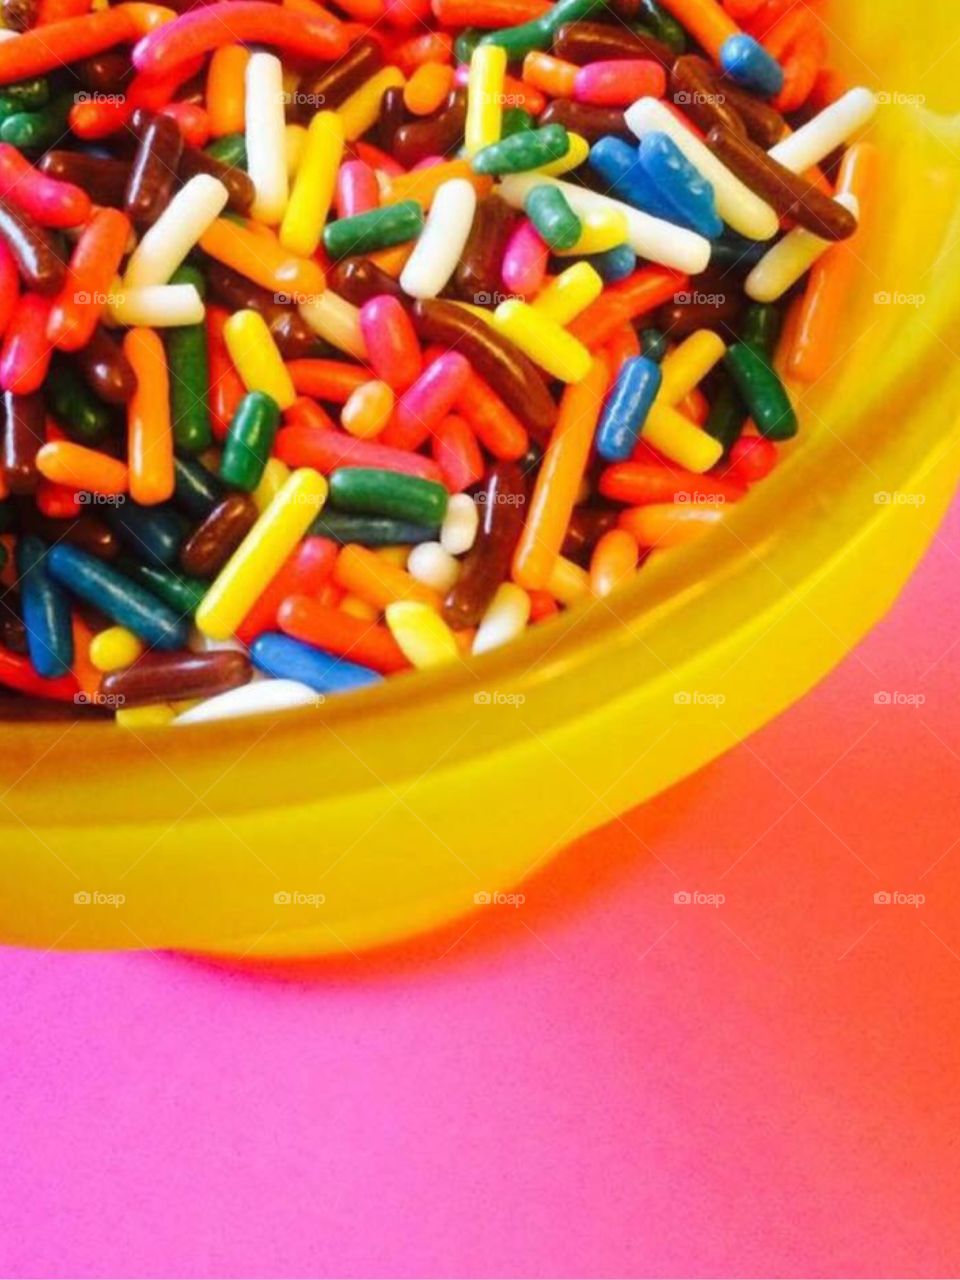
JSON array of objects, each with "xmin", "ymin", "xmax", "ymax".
[{"xmin": 0, "ymin": 0, "xmax": 878, "ymax": 725}]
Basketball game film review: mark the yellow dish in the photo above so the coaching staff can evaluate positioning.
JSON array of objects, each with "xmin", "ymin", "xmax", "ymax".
[{"xmin": 3, "ymin": 0, "xmax": 959, "ymax": 956}]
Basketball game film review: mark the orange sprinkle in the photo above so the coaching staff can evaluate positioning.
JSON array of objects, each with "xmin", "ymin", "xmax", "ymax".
[
  {"xmin": 512, "ymin": 355, "xmax": 610, "ymax": 591},
  {"xmin": 123, "ymin": 328, "xmax": 174, "ymax": 506},
  {"xmin": 35, "ymin": 440, "xmax": 128, "ymax": 495},
  {"xmin": 333, "ymin": 544, "xmax": 442, "ymax": 611},
  {"xmin": 522, "ymin": 51, "xmax": 577, "ymax": 99},
  {"xmin": 619, "ymin": 501, "xmax": 726, "ymax": 548},
  {"xmin": 199, "ymin": 218, "xmax": 325, "ymax": 296},
  {"xmin": 788, "ymin": 141, "xmax": 878, "ymax": 383},
  {"xmin": 384, "ymin": 159, "xmax": 493, "ymax": 210},
  {"xmin": 206, "ymin": 45, "xmax": 249, "ymax": 137},
  {"xmin": 589, "ymin": 528, "xmax": 639, "ymax": 598},
  {"xmin": 403, "ymin": 62, "xmax": 456, "ymax": 116}
]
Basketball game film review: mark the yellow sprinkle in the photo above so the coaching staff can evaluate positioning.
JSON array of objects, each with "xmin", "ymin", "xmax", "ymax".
[
  {"xmin": 284, "ymin": 123, "xmax": 308, "ymax": 179},
  {"xmin": 89, "ymin": 626, "xmax": 144, "ymax": 673},
  {"xmin": 338, "ymin": 67, "xmax": 405, "ymax": 142},
  {"xmin": 253, "ymin": 457, "xmax": 290, "ymax": 512},
  {"xmin": 554, "ymin": 206, "xmax": 629, "ymax": 256},
  {"xmin": 197, "ymin": 468, "xmax": 328, "ymax": 640},
  {"xmin": 642, "ymin": 403, "xmax": 724, "ymax": 473},
  {"xmin": 280, "ymin": 111, "xmax": 343, "ymax": 256},
  {"xmin": 657, "ymin": 330, "xmax": 727, "ymax": 405},
  {"xmin": 547, "ymin": 555, "xmax": 590, "ymax": 606},
  {"xmin": 385, "ymin": 601, "xmax": 459, "ymax": 669},
  {"xmin": 451, "ymin": 300, "xmax": 498, "ymax": 326},
  {"xmin": 223, "ymin": 309, "xmax": 296, "ymax": 408},
  {"xmin": 464, "ymin": 45, "xmax": 506, "ymax": 157},
  {"xmin": 537, "ymin": 132, "xmax": 589, "ymax": 177},
  {"xmin": 116, "ymin": 704, "xmax": 176, "ymax": 729},
  {"xmin": 530, "ymin": 261, "xmax": 602, "ymax": 326},
  {"xmin": 493, "ymin": 298, "xmax": 592, "ymax": 382},
  {"xmin": 169, "ymin": 698, "xmax": 202, "ymax": 714}
]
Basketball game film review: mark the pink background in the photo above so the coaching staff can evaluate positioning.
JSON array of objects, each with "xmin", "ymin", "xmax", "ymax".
[{"xmin": 2, "ymin": 501, "xmax": 960, "ymax": 1279}]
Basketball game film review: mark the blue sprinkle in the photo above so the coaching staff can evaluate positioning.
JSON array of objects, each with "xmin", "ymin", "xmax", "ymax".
[
  {"xmin": 636, "ymin": 132, "xmax": 724, "ymax": 239},
  {"xmin": 16, "ymin": 535, "xmax": 73, "ymax": 678},
  {"xmin": 105, "ymin": 500, "xmax": 186, "ymax": 568},
  {"xmin": 710, "ymin": 228, "xmax": 769, "ymax": 271},
  {"xmin": 46, "ymin": 544, "xmax": 189, "ymax": 650},
  {"xmin": 720, "ymin": 34, "xmax": 784, "ymax": 98},
  {"xmin": 595, "ymin": 356, "xmax": 663, "ymax": 462},
  {"xmin": 251, "ymin": 632, "xmax": 383, "ymax": 695},
  {"xmin": 582, "ymin": 242, "xmax": 637, "ymax": 283},
  {"xmin": 589, "ymin": 135, "xmax": 679, "ymax": 223}
]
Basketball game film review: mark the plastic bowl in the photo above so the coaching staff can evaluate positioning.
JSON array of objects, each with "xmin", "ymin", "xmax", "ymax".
[{"xmin": 3, "ymin": 0, "xmax": 960, "ymax": 956}]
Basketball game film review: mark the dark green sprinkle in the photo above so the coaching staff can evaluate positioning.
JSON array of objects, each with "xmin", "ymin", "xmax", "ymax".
[
  {"xmin": 322, "ymin": 200, "xmax": 424, "ymax": 259},
  {"xmin": 328, "ymin": 467, "xmax": 448, "ymax": 526},
  {"xmin": 219, "ymin": 391, "xmax": 280, "ymax": 492},
  {"xmin": 724, "ymin": 342, "xmax": 797, "ymax": 441},
  {"xmin": 309, "ymin": 510, "xmax": 438, "ymax": 546}
]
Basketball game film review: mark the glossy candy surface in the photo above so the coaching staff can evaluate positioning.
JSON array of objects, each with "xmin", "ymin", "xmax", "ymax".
[
  {"xmin": 0, "ymin": 0, "xmax": 876, "ymax": 725},
  {"xmin": 595, "ymin": 356, "xmax": 662, "ymax": 461}
]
